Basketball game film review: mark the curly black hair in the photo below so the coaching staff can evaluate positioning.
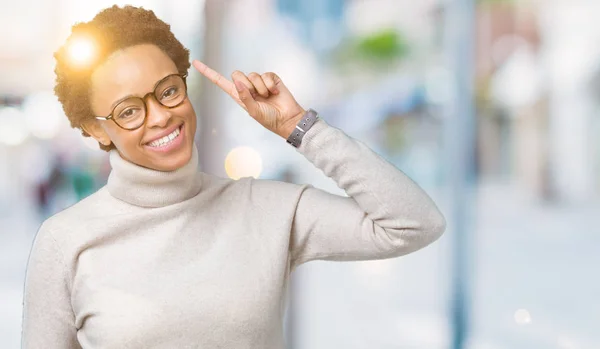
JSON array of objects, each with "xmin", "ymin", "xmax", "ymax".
[{"xmin": 53, "ymin": 5, "xmax": 191, "ymax": 152}]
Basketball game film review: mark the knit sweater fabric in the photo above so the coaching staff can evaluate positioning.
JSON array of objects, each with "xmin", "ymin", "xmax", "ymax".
[{"xmin": 21, "ymin": 117, "xmax": 446, "ymax": 349}]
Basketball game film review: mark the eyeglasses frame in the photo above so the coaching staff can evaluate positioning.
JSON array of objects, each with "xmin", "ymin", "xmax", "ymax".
[{"xmin": 94, "ymin": 72, "xmax": 189, "ymax": 131}]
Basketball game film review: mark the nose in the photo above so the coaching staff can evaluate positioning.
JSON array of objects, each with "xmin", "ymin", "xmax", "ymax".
[{"xmin": 144, "ymin": 96, "xmax": 172, "ymax": 128}]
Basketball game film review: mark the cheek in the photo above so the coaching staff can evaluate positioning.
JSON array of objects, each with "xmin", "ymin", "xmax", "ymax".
[
  {"xmin": 105, "ymin": 125, "xmax": 144, "ymax": 147},
  {"xmin": 179, "ymin": 103, "xmax": 197, "ymax": 132}
]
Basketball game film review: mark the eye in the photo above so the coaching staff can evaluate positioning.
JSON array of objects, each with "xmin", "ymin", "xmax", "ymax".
[
  {"xmin": 118, "ymin": 108, "xmax": 140, "ymax": 119},
  {"xmin": 161, "ymin": 87, "xmax": 178, "ymax": 99}
]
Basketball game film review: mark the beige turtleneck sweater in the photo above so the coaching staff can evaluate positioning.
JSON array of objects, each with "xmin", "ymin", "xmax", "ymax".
[{"xmin": 21, "ymin": 117, "xmax": 446, "ymax": 349}]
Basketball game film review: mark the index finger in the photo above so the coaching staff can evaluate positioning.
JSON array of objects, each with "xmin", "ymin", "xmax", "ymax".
[
  {"xmin": 192, "ymin": 60, "xmax": 247, "ymax": 111},
  {"xmin": 192, "ymin": 60, "xmax": 235, "ymax": 97}
]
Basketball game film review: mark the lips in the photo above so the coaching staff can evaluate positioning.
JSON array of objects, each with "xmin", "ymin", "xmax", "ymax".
[{"xmin": 144, "ymin": 123, "xmax": 183, "ymax": 145}]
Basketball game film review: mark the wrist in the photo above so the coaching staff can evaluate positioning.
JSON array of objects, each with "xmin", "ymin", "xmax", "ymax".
[
  {"xmin": 279, "ymin": 108, "xmax": 306, "ymax": 139},
  {"xmin": 284, "ymin": 108, "xmax": 319, "ymax": 148}
]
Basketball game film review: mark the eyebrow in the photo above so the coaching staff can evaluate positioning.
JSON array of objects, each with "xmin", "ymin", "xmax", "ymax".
[
  {"xmin": 108, "ymin": 72, "xmax": 178, "ymax": 111},
  {"xmin": 109, "ymin": 94, "xmax": 136, "ymax": 111}
]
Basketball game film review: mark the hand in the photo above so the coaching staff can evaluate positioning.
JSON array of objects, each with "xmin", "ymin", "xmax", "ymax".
[{"xmin": 192, "ymin": 60, "xmax": 306, "ymax": 139}]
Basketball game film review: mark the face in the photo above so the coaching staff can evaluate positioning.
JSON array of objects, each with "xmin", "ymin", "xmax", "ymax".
[{"xmin": 84, "ymin": 44, "xmax": 196, "ymax": 172}]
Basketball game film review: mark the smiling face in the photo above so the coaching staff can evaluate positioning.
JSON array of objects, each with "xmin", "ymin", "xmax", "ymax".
[{"xmin": 83, "ymin": 43, "xmax": 196, "ymax": 172}]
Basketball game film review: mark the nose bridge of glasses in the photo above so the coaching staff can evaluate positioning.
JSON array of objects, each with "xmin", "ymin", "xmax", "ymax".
[
  {"xmin": 143, "ymin": 90, "xmax": 161, "ymax": 107},
  {"xmin": 141, "ymin": 90, "xmax": 170, "ymax": 120},
  {"xmin": 143, "ymin": 90, "xmax": 174, "ymax": 127}
]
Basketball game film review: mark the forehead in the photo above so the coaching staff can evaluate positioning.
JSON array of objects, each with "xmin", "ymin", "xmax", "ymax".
[{"xmin": 90, "ymin": 44, "xmax": 179, "ymax": 113}]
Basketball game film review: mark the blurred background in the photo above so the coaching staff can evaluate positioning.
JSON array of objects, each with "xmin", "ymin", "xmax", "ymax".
[{"xmin": 1, "ymin": 0, "xmax": 599, "ymax": 348}]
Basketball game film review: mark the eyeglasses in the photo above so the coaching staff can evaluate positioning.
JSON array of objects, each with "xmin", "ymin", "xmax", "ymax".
[{"xmin": 94, "ymin": 73, "xmax": 188, "ymax": 131}]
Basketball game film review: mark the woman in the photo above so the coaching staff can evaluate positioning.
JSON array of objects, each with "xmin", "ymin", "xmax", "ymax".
[{"xmin": 21, "ymin": 5, "xmax": 446, "ymax": 349}]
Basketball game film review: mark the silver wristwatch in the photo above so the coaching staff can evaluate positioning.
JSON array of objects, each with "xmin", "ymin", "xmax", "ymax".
[{"xmin": 286, "ymin": 109, "xmax": 319, "ymax": 148}]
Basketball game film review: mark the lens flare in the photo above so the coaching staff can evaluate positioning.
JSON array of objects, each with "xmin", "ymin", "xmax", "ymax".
[{"xmin": 67, "ymin": 36, "xmax": 96, "ymax": 68}]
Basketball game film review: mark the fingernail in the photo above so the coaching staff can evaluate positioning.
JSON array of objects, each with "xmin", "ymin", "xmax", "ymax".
[{"xmin": 234, "ymin": 80, "xmax": 244, "ymax": 92}]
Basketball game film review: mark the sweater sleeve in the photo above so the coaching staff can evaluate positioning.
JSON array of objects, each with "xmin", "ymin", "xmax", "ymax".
[
  {"xmin": 21, "ymin": 222, "xmax": 81, "ymax": 349},
  {"xmin": 288, "ymin": 117, "xmax": 446, "ymax": 269}
]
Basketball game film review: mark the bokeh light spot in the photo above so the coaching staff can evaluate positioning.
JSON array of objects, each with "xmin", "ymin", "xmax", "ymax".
[
  {"xmin": 514, "ymin": 309, "xmax": 532, "ymax": 325},
  {"xmin": 224, "ymin": 146, "xmax": 263, "ymax": 180}
]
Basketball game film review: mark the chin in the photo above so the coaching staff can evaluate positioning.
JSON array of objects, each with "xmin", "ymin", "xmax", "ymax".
[{"xmin": 155, "ymin": 144, "xmax": 193, "ymax": 172}]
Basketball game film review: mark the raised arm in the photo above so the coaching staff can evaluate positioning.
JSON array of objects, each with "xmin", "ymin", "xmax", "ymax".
[
  {"xmin": 287, "ymin": 117, "xmax": 446, "ymax": 268},
  {"xmin": 192, "ymin": 60, "xmax": 446, "ymax": 270}
]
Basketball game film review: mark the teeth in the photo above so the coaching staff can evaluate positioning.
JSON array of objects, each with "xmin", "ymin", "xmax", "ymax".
[{"xmin": 148, "ymin": 127, "xmax": 180, "ymax": 147}]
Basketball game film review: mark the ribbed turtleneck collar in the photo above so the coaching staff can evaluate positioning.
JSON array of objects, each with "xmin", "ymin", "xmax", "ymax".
[{"xmin": 106, "ymin": 143, "xmax": 203, "ymax": 208}]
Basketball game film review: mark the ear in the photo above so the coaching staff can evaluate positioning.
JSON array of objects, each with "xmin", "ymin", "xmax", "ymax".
[{"xmin": 81, "ymin": 118, "xmax": 112, "ymax": 147}]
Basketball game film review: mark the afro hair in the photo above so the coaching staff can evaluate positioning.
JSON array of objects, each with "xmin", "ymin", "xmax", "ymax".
[{"xmin": 53, "ymin": 5, "xmax": 191, "ymax": 152}]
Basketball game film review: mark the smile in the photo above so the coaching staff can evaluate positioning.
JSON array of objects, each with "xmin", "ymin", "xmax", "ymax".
[{"xmin": 147, "ymin": 125, "xmax": 182, "ymax": 148}]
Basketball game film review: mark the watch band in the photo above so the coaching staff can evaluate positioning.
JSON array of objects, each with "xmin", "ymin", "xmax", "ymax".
[{"xmin": 286, "ymin": 109, "xmax": 319, "ymax": 148}]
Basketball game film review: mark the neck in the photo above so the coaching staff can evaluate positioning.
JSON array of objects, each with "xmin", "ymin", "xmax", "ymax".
[{"xmin": 106, "ymin": 144, "xmax": 203, "ymax": 207}]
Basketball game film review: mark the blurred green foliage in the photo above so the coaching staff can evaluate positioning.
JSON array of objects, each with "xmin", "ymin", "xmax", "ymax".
[
  {"xmin": 356, "ymin": 29, "xmax": 409, "ymax": 61},
  {"xmin": 330, "ymin": 28, "xmax": 410, "ymax": 70}
]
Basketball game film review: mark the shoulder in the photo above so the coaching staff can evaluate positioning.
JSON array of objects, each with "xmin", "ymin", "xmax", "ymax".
[
  {"xmin": 248, "ymin": 176, "xmax": 307, "ymax": 194},
  {"xmin": 246, "ymin": 176, "xmax": 312, "ymax": 213},
  {"xmin": 195, "ymin": 171, "xmax": 302, "ymax": 195},
  {"xmin": 38, "ymin": 185, "xmax": 111, "ymax": 241},
  {"xmin": 199, "ymin": 171, "xmax": 310, "ymax": 209}
]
